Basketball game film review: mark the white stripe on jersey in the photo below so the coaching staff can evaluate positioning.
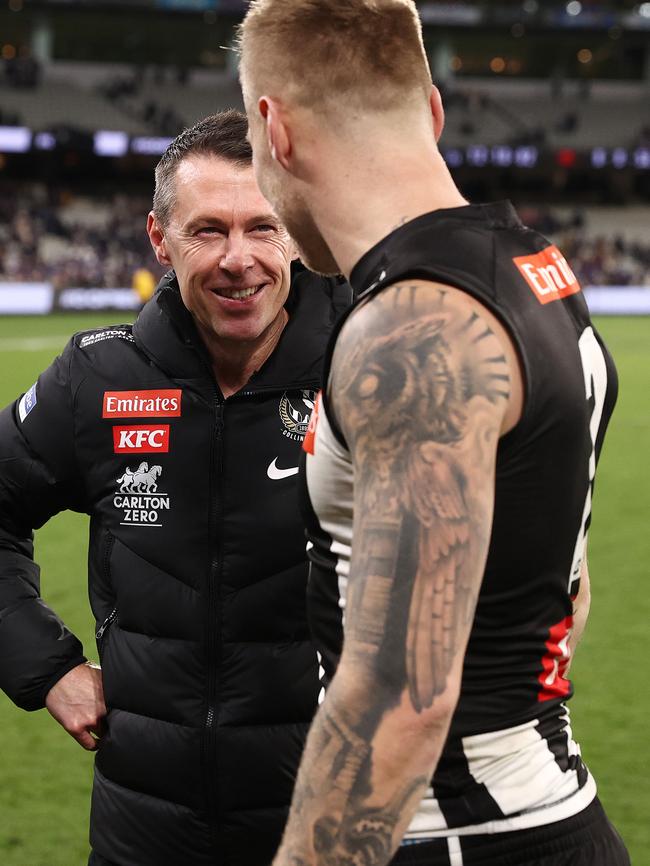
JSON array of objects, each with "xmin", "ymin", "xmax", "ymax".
[
  {"xmin": 447, "ymin": 837, "xmax": 463, "ymax": 866},
  {"xmin": 405, "ymin": 711, "xmax": 596, "ymax": 838},
  {"xmin": 304, "ymin": 406, "xmax": 353, "ymax": 626}
]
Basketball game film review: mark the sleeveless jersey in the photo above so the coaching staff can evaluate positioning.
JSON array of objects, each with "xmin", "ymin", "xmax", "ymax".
[{"xmin": 301, "ymin": 202, "xmax": 618, "ymax": 838}]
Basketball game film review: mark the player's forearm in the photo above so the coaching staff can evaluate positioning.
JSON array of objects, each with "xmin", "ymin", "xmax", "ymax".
[{"xmin": 273, "ymin": 670, "xmax": 457, "ymax": 866}]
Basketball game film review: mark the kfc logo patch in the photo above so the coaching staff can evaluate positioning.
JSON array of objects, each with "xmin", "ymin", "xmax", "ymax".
[
  {"xmin": 103, "ymin": 390, "xmax": 181, "ymax": 419},
  {"xmin": 113, "ymin": 425, "xmax": 170, "ymax": 453},
  {"xmin": 513, "ymin": 245, "xmax": 581, "ymax": 305}
]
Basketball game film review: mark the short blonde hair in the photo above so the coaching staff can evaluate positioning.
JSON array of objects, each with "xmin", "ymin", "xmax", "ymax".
[{"xmin": 238, "ymin": 0, "xmax": 432, "ymax": 113}]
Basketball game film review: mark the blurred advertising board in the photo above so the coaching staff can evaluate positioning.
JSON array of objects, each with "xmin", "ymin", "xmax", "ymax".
[
  {"xmin": 0, "ymin": 284, "xmax": 140, "ymax": 314},
  {"xmin": 0, "ymin": 283, "xmax": 53, "ymax": 314},
  {"xmin": 1, "ymin": 284, "xmax": 648, "ymax": 316}
]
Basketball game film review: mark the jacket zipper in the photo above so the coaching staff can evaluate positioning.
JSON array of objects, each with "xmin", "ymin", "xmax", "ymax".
[
  {"xmin": 95, "ymin": 607, "xmax": 117, "ymax": 653},
  {"xmin": 204, "ymin": 397, "xmax": 225, "ymax": 854},
  {"xmin": 96, "ymin": 534, "xmax": 117, "ymax": 646},
  {"xmin": 96, "ymin": 608, "xmax": 117, "ymax": 640}
]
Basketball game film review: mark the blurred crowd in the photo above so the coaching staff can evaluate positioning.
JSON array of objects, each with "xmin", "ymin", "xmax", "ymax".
[
  {"xmin": 520, "ymin": 206, "xmax": 650, "ymax": 288},
  {"xmin": 0, "ymin": 185, "xmax": 649, "ymax": 291},
  {"xmin": 0, "ymin": 183, "xmax": 165, "ymax": 290}
]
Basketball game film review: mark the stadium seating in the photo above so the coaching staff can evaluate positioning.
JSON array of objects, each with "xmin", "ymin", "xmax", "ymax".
[
  {"xmin": 0, "ymin": 183, "xmax": 647, "ymax": 291},
  {"xmin": 2, "ymin": 62, "xmax": 648, "ymax": 150}
]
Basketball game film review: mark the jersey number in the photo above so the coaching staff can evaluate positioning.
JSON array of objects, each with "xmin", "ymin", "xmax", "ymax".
[
  {"xmin": 539, "ymin": 326, "xmax": 609, "ymax": 700},
  {"xmin": 568, "ymin": 326, "xmax": 609, "ymax": 594}
]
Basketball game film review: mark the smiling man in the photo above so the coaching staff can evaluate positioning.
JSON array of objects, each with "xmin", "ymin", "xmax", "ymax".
[
  {"xmin": 147, "ymin": 122, "xmax": 299, "ymax": 396},
  {"xmin": 0, "ymin": 110, "xmax": 352, "ymax": 866}
]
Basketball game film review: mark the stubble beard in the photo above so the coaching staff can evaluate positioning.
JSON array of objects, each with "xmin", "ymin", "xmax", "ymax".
[{"xmin": 279, "ymin": 193, "xmax": 341, "ymax": 277}]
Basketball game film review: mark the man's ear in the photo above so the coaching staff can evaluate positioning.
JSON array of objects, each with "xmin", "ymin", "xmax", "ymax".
[
  {"xmin": 147, "ymin": 212, "xmax": 172, "ymax": 266},
  {"xmin": 259, "ymin": 96, "xmax": 292, "ymax": 171},
  {"xmin": 429, "ymin": 85, "xmax": 445, "ymax": 143}
]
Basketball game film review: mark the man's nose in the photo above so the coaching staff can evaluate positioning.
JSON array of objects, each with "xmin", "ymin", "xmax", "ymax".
[{"xmin": 219, "ymin": 234, "xmax": 254, "ymax": 275}]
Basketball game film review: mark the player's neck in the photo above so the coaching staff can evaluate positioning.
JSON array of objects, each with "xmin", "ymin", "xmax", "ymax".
[{"xmin": 314, "ymin": 147, "xmax": 467, "ymax": 280}]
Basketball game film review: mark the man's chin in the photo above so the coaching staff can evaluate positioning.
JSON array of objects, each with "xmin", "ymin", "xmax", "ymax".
[{"xmin": 294, "ymin": 239, "xmax": 341, "ymax": 277}]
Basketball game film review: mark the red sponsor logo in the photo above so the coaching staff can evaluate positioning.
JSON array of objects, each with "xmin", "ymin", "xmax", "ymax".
[
  {"xmin": 103, "ymin": 390, "xmax": 181, "ymax": 419},
  {"xmin": 113, "ymin": 425, "xmax": 170, "ymax": 453},
  {"xmin": 537, "ymin": 615, "xmax": 573, "ymax": 702},
  {"xmin": 303, "ymin": 391, "xmax": 322, "ymax": 456},
  {"xmin": 513, "ymin": 245, "xmax": 582, "ymax": 305}
]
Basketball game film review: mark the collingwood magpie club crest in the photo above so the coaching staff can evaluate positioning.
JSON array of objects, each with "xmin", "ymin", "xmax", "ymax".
[
  {"xmin": 279, "ymin": 390, "xmax": 317, "ymax": 441},
  {"xmin": 113, "ymin": 462, "xmax": 170, "ymax": 527}
]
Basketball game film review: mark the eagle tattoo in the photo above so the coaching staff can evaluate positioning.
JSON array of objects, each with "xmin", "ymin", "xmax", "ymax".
[{"xmin": 338, "ymin": 309, "xmax": 508, "ymax": 711}]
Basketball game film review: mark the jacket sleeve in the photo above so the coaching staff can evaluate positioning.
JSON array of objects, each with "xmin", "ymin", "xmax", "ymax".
[{"xmin": 0, "ymin": 338, "xmax": 87, "ymax": 711}]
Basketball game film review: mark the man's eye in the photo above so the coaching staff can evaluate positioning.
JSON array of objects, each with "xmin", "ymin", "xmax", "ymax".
[
  {"xmin": 253, "ymin": 224, "xmax": 275, "ymax": 233},
  {"xmin": 197, "ymin": 227, "xmax": 222, "ymax": 235}
]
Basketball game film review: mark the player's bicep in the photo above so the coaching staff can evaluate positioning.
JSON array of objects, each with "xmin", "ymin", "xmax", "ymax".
[{"xmin": 330, "ymin": 281, "xmax": 511, "ymax": 712}]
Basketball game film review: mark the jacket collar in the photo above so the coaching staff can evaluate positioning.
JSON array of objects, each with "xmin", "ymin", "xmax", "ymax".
[{"xmin": 132, "ymin": 267, "xmax": 353, "ymax": 394}]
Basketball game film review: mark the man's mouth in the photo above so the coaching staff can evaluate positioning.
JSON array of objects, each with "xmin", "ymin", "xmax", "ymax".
[{"xmin": 212, "ymin": 284, "xmax": 266, "ymax": 301}]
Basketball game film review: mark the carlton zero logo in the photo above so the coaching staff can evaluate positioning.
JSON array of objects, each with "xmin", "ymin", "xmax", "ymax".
[
  {"xmin": 113, "ymin": 425, "xmax": 170, "ymax": 453},
  {"xmin": 114, "ymin": 462, "xmax": 169, "ymax": 527},
  {"xmin": 103, "ymin": 389, "xmax": 182, "ymax": 419},
  {"xmin": 513, "ymin": 245, "xmax": 582, "ymax": 305}
]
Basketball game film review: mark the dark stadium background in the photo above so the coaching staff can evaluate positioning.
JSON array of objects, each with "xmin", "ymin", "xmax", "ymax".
[{"xmin": 0, "ymin": 2, "xmax": 648, "ymax": 864}]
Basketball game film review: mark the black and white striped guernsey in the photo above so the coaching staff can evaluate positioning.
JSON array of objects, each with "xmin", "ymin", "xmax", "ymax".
[{"xmin": 300, "ymin": 202, "xmax": 618, "ymax": 839}]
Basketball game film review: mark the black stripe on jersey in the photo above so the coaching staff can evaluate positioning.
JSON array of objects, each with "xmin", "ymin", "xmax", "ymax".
[
  {"xmin": 535, "ymin": 706, "xmax": 589, "ymax": 788},
  {"xmin": 432, "ymin": 737, "xmax": 505, "ymax": 828}
]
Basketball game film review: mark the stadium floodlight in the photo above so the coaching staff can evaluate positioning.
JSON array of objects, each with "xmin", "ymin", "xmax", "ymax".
[
  {"xmin": 632, "ymin": 148, "xmax": 650, "ymax": 170},
  {"xmin": 591, "ymin": 147, "xmax": 608, "ymax": 168},
  {"xmin": 491, "ymin": 146, "xmax": 514, "ymax": 167},
  {"xmin": 444, "ymin": 148, "xmax": 464, "ymax": 168},
  {"xmin": 611, "ymin": 148, "xmax": 628, "ymax": 169},
  {"xmin": 33, "ymin": 132, "xmax": 57, "ymax": 151},
  {"xmin": 131, "ymin": 136, "xmax": 175, "ymax": 155},
  {"xmin": 466, "ymin": 144, "xmax": 489, "ymax": 167},
  {"xmin": 94, "ymin": 131, "xmax": 129, "ymax": 158},
  {"xmin": 566, "ymin": 1, "xmax": 582, "ymax": 16},
  {"xmin": 0, "ymin": 126, "xmax": 31, "ymax": 153},
  {"xmin": 514, "ymin": 146, "xmax": 538, "ymax": 168}
]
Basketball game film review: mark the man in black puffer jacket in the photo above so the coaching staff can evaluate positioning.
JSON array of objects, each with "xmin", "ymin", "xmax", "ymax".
[{"xmin": 0, "ymin": 111, "xmax": 351, "ymax": 866}]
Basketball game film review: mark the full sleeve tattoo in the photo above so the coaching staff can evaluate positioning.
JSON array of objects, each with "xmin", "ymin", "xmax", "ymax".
[{"xmin": 274, "ymin": 283, "xmax": 512, "ymax": 866}]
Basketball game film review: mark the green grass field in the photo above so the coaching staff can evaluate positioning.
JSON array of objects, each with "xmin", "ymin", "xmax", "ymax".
[{"xmin": 0, "ymin": 312, "xmax": 648, "ymax": 866}]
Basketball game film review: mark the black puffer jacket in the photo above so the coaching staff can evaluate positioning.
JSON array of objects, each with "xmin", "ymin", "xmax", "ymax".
[{"xmin": 0, "ymin": 270, "xmax": 352, "ymax": 866}]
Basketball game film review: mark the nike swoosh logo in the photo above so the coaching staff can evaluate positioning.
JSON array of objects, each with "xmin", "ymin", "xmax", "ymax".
[{"xmin": 267, "ymin": 458, "xmax": 300, "ymax": 480}]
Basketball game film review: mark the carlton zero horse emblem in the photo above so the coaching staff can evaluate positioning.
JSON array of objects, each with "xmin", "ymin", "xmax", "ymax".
[{"xmin": 116, "ymin": 462, "xmax": 162, "ymax": 493}]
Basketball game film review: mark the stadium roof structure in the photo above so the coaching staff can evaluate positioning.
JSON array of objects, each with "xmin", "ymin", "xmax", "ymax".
[{"xmin": 11, "ymin": 0, "xmax": 650, "ymax": 28}]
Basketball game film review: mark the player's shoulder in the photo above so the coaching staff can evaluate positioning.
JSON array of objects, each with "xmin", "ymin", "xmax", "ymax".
[
  {"xmin": 335, "ymin": 278, "xmax": 495, "ymax": 355},
  {"xmin": 331, "ymin": 278, "xmax": 522, "ymax": 434}
]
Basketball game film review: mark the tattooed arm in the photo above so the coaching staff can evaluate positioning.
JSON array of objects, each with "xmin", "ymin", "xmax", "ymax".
[{"xmin": 274, "ymin": 281, "xmax": 522, "ymax": 866}]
